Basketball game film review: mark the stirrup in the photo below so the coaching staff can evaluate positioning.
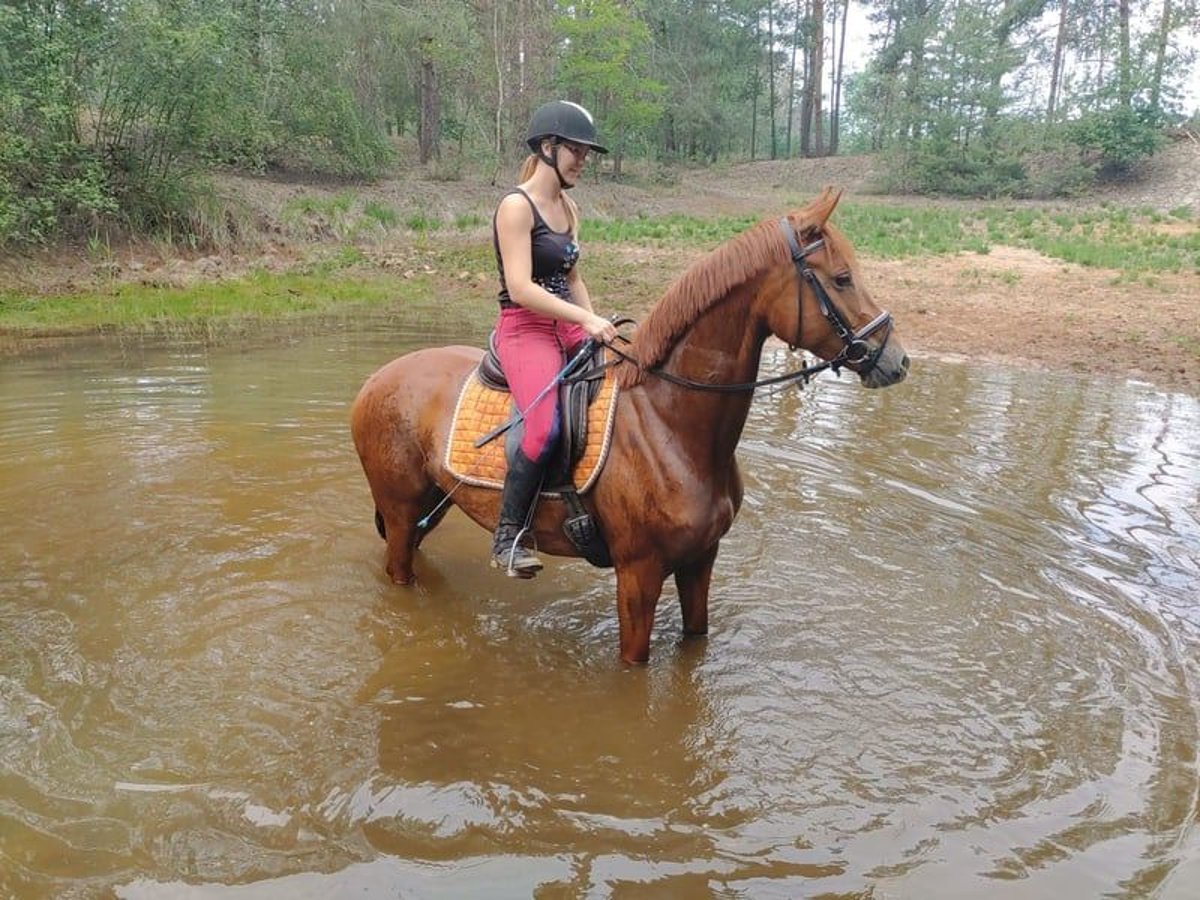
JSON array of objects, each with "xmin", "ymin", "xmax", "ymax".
[
  {"xmin": 491, "ymin": 546, "xmax": 543, "ymax": 578},
  {"xmin": 491, "ymin": 526, "xmax": 543, "ymax": 578}
]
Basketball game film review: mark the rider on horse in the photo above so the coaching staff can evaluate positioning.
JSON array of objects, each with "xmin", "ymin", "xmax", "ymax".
[{"xmin": 490, "ymin": 101, "xmax": 619, "ymax": 577}]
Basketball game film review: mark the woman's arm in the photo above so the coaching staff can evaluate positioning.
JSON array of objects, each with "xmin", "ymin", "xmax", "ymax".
[
  {"xmin": 566, "ymin": 266, "xmax": 594, "ymax": 314},
  {"xmin": 495, "ymin": 194, "xmax": 615, "ymax": 342}
]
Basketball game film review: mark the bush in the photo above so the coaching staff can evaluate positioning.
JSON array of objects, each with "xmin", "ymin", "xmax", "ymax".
[
  {"xmin": 882, "ymin": 137, "xmax": 1030, "ymax": 199},
  {"xmin": 1069, "ymin": 105, "xmax": 1166, "ymax": 172},
  {"xmin": 0, "ymin": 134, "xmax": 117, "ymax": 245}
]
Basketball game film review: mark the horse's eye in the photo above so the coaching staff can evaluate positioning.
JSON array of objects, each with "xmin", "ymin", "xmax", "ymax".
[{"xmin": 833, "ymin": 272, "xmax": 853, "ymax": 289}]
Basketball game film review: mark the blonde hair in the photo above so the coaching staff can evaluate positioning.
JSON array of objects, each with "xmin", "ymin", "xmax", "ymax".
[{"xmin": 519, "ymin": 153, "xmax": 539, "ymax": 182}]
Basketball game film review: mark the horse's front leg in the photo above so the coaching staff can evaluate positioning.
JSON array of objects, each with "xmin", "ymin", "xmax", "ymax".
[
  {"xmin": 675, "ymin": 542, "xmax": 719, "ymax": 638},
  {"xmin": 615, "ymin": 560, "xmax": 667, "ymax": 664}
]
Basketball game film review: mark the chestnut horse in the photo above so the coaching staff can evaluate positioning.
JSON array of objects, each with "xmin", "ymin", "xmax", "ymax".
[{"xmin": 350, "ymin": 188, "xmax": 909, "ymax": 663}]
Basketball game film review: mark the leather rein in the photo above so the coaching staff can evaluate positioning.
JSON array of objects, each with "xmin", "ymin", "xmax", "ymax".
[{"xmin": 598, "ymin": 217, "xmax": 894, "ymax": 394}]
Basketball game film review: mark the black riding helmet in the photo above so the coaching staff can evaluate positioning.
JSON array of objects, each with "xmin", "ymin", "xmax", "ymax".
[
  {"xmin": 526, "ymin": 100, "xmax": 609, "ymax": 154},
  {"xmin": 526, "ymin": 100, "xmax": 607, "ymax": 189}
]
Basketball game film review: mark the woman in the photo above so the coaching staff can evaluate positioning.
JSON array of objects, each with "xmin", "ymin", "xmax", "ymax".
[{"xmin": 490, "ymin": 100, "xmax": 618, "ymax": 578}]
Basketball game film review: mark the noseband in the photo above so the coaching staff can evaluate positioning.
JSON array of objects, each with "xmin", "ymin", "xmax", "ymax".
[{"xmin": 778, "ymin": 217, "xmax": 893, "ymax": 377}]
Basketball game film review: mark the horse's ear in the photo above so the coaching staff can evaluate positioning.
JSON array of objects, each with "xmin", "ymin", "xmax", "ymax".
[
  {"xmin": 813, "ymin": 185, "xmax": 843, "ymax": 225},
  {"xmin": 798, "ymin": 186, "xmax": 843, "ymax": 240}
]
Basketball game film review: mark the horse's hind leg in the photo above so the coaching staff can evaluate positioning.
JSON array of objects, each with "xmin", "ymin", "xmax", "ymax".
[
  {"xmin": 377, "ymin": 503, "xmax": 420, "ymax": 585},
  {"xmin": 675, "ymin": 542, "xmax": 719, "ymax": 637},
  {"xmin": 412, "ymin": 485, "xmax": 449, "ymax": 549},
  {"xmin": 375, "ymin": 483, "xmax": 450, "ymax": 584}
]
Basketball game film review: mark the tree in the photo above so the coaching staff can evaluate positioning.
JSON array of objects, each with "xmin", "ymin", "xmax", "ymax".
[{"xmin": 555, "ymin": 0, "xmax": 664, "ymax": 175}]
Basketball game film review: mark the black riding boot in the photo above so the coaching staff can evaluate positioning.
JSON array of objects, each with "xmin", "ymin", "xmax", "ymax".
[{"xmin": 491, "ymin": 448, "xmax": 546, "ymax": 578}]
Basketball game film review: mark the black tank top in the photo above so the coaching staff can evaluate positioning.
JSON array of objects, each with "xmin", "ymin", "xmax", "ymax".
[{"xmin": 494, "ymin": 188, "xmax": 581, "ymax": 308}]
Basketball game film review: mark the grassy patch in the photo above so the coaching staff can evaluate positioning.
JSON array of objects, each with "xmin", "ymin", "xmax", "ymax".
[
  {"xmin": 405, "ymin": 213, "xmax": 442, "ymax": 232},
  {"xmin": 0, "ymin": 269, "xmax": 410, "ymax": 333},
  {"xmin": 454, "ymin": 213, "xmax": 487, "ymax": 230},
  {"xmin": 363, "ymin": 201, "xmax": 399, "ymax": 228},
  {"xmin": 0, "ymin": 238, "xmax": 506, "ymax": 337},
  {"xmin": 585, "ymin": 213, "xmax": 758, "ymax": 245}
]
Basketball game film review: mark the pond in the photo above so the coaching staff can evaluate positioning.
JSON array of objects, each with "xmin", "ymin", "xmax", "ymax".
[{"xmin": 2, "ymin": 320, "xmax": 1198, "ymax": 898}]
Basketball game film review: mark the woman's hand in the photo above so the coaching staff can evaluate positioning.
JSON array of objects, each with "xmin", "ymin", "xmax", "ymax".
[{"xmin": 582, "ymin": 312, "xmax": 618, "ymax": 343}]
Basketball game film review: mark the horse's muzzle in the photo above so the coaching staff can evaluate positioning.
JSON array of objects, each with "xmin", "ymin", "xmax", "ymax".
[{"xmin": 860, "ymin": 339, "xmax": 910, "ymax": 388}]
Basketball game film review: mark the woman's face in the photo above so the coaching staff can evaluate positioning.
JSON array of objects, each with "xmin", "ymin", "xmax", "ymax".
[{"xmin": 547, "ymin": 139, "xmax": 590, "ymax": 184}]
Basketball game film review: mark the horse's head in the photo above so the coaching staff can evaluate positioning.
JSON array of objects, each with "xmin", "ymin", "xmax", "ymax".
[{"xmin": 764, "ymin": 188, "xmax": 909, "ymax": 388}]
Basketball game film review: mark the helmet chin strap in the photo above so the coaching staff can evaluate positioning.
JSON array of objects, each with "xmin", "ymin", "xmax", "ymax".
[{"xmin": 537, "ymin": 143, "xmax": 573, "ymax": 190}]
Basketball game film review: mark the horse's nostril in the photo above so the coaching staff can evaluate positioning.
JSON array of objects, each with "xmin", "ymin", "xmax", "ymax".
[{"xmin": 901, "ymin": 353, "xmax": 911, "ymax": 371}]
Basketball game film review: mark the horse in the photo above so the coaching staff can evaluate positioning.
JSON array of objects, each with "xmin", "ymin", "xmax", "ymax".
[{"xmin": 350, "ymin": 187, "xmax": 909, "ymax": 663}]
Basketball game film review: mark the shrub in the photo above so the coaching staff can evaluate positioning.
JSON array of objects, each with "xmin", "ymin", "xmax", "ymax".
[{"xmin": 1068, "ymin": 104, "xmax": 1166, "ymax": 172}]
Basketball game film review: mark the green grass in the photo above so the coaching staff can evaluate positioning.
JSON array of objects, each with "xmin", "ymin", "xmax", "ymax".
[
  {"xmin": 0, "ymin": 271, "xmax": 397, "ymax": 332},
  {"xmin": 0, "ymin": 240, "xmax": 501, "ymax": 336},
  {"xmin": 454, "ymin": 213, "xmax": 487, "ymax": 230},
  {"xmin": 283, "ymin": 192, "xmax": 356, "ymax": 219},
  {"xmin": 584, "ymin": 213, "xmax": 759, "ymax": 245},
  {"xmin": 405, "ymin": 212, "xmax": 442, "ymax": 232},
  {"xmin": 363, "ymin": 201, "xmax": 399, "ymax": 228}
]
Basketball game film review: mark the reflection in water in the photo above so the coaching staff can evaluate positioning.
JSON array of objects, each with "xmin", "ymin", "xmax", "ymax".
[{"xmin": 1, "ymin": 330, "xmax": 1198, "ymax": 898}]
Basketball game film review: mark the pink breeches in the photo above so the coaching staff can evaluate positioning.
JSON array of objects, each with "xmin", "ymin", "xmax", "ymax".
[{"xmin": 494, "ymin": 306, "xmax": 587, "ymax": 461}]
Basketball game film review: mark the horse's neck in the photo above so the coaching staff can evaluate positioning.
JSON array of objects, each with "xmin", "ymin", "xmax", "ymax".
[{"xmin": 644, "ymin": 283, "xmax": 766, "ymax": 464}]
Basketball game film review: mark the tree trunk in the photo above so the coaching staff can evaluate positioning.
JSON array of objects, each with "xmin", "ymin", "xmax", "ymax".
[
  {"xmin": 786, "ymin": 0, "xmax": 801, "ymax": 155},
  {"xmin": 1150, "ymin": 0, "xmax": 1173, "ymax": 110},
  {"xmin": 811, "ymin": 0, "xmax": 824, "ymax": 155},
  {"xmin": 1117, "ymin": 0, "xmax": 1131, "ymax": 108},
  {"xmin": 831, "ymin": 0, "xmax": 848, "ymax": 154},
  {"xmin": 799, "ymin": 0, "xmax": 812, "ymax": 154},
  {"xmin": 768, "ymin": 0, "xmax": 778, "ymax": 159},
  {"xmin": 418, "ymin": 38, "xmax": 440, "ymax": 164},
  {"xmin": 751, "ymin": 17, "xmax": 761, "ymax": 159},
  {"xmin": 1046, "ymin": 0, "xmax": 1068, "ymax": 123},
  {"xmin": 493, "ymin": 1, "xmax": 504, "ymax": 157}
]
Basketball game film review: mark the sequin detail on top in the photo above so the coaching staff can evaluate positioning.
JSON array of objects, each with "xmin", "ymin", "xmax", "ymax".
[{"xmin": 494, "ymin": 188, "xmax": 580, "ymax": 306}]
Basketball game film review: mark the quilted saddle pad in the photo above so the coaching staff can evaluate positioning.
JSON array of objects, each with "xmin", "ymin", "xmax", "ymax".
[{"xmin": 445, "ymin": 356, "xmax": 619, "ymax": 493}]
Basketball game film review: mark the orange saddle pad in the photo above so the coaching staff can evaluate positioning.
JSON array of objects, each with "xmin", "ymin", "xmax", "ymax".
[{"xmin": 445, "ymin": 353, "xmax": 620, "ymax": 493}]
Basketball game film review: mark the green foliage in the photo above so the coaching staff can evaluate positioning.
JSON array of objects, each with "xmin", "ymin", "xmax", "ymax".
[
  {"xmin": 0, "ymin": 135, "xmax": 117, "ymax": 244},
  {"xmin": 1068, "ymin": 104, "xmax": 1167, "ymax": 171},
  {"xmin": 2, "ymin": 0, "xmax": 1198, "ymax": 244},
  {"xmin": 555, "ymin": 0, "xmax": 665, "ymax": 164},
  {"xmin": 886, "ymin": 137, "xmax": 1030, "ymax": 199},
  {"xmin": 271, "ymin": 33, "xmax": 393, "ymax": 176},
  {"xmin": 0, "ymin": 0, "xmax": 393, "ymax": 246}
]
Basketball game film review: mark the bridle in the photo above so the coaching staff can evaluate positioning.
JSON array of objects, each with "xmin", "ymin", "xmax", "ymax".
[
  {"xmin": 778, "ymin": 216, "xmax": 893, "ymax": 378},
  {"xmin": 599, "ymin": 218, "xmax": 894, "ymax": 394}
]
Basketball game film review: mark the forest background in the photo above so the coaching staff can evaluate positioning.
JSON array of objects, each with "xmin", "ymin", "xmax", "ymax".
[{"xmin": 2, "ymin": 0, "xmax": 1199, "ymax": 249}]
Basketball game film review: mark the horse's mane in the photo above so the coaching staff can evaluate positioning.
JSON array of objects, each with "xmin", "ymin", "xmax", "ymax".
[{"xmin": 616, "ymin": 189, "xmax": 839, "ymax": 388}]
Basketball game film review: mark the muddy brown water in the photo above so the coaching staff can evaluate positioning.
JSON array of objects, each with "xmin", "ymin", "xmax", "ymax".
[{"xmin": 2, "ymin": 320, "xmax": 1199, "ymax": 899}]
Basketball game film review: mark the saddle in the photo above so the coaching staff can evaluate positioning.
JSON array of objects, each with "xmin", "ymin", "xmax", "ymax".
[{"xmin": 446, "ymin": 332, "xmax": 618, "ymax": 567}]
